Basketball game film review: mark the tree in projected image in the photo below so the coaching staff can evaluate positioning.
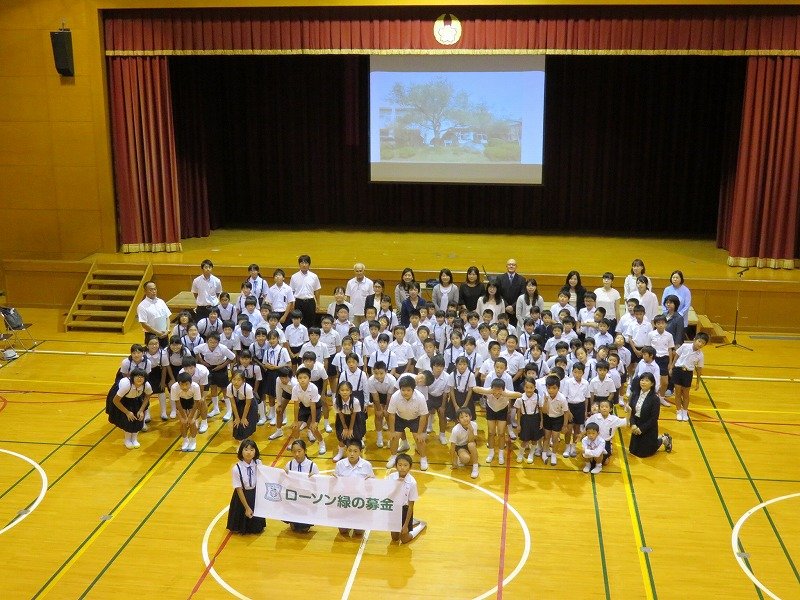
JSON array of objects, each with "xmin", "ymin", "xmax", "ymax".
[{"xmin": 382, "ymin": 76, "xmax": 521, "ymax": 163}]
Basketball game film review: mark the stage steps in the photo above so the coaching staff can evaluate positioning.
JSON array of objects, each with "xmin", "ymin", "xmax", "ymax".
[
  {"xmin": 696, "ymin": 312, "xmax": 729, "ymax": 344},
  {"xmin": 65, "ymin": 263, "xmax": 152, "ymax": 333}
]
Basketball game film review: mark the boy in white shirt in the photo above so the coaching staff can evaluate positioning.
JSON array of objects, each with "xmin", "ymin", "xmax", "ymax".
[
  {"xmin": 649, "ymin": 314, "xmax": 675, "ymax": 405},
  {"xmin": 387, "ymin": 453, "xmax": 426, "ymax": 543},
  {"xmin": 300, "ymin": 327, "xmax": 330, "ymax": 370},
  {"xmin": 266, "ymin": 268, "xmax": 295, "ymax": 325},
  {"xmin": 669, "ymin": 333, "xmax": 708, "ymax": 421},
  {"xmin": 585, "ymin": 398, "xmax": 629, "ymax": 473},
  {"xmin": 425, "ymin": 356, "xmax": 450, "ymax": 444},
  {"xmin": 589, "ymin": 360, "xmax": 618, "ymax": 411},
  {"xmin": 580, "ymin": 423, "xmax": 607, "ymax": 475},
  {"xmin": 449, "ymin": 408, "xmax": 480, "ymax": 479},
  {"xmin": 283, "ymin": 310, "xmax": 309, "ymax": 370},
  {"xmin": 389, "ymin": 326, "xmax": 416, "ymax": 375},
  {"xmin": 367, "ymin": 361, "xmax": 398, "ymax": 448},
  {"xmin": 386, "ymin": 374, "xmax": 432, "ymax": 470},
  {"xmin": 289, "ymin": 367, "xmax": 326, "ymax": 455},
  {"xmin": 561, "ymin": 362, "xmax": 591, "ymax": 459},
  {"xmin": 541, "ymin": 375, "xmax": 571, "ymax": 466},
  {"xmin": 473, "ymin": 379, "xmax": 522, "ymax": 465}
]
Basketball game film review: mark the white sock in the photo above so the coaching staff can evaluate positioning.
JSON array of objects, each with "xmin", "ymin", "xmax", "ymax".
[
  {"xmin": 212, "ymin": 396, "xmax": 220, "ymax": 411},
  {"xmin": 224, "ymin": 397, "xmax": 232, "ymax": 414},
  {"xmin": 269, "ymin": 406, "xmax": 276, "ymax": 419},
  {"xmin": 158, "ymin": 393, "xmax": 167, "ymax": 414},
  {"xmin": 124, "ymin": 432, "xmax": 132, "ymax": 441},
  {"xmin": 258, "ymin": 402, "xmax": 267, "ymax": 420},
  {"xmin": 169, "ymin": 394, "xmax": 176, "ymax": 414},
  {"xmin": 132, "ymin": 432, "xmax": 139, "ymax": 442}
]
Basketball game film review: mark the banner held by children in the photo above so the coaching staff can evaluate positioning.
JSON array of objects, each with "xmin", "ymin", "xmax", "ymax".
[{"xmin": 254, "ymin": 466, "xmax": 405, "ymax": 531}]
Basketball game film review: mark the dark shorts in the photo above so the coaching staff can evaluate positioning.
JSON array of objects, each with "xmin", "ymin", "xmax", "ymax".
[
  {"xmin": 654, "ymin": 355, "xmax": 669, "ymax": 375},
  {"xmin": 180, "ymin": 398, "xmax": 195, "ymax": 411},
  {"xmin": 486, "ymin": 405, "xmax": 508, "ymax": 422},
  {"xmin": 543, "ymin": 414, "xmax": 565, "ymax": 431},
  {"xmin": 393, "ymin": 415, "xmax": 420, "ymax": 433},
  {"xmin": 298, "ymin": 401, "xmax": 323, "ymax": 423},
  {"xmin": 376, "ymin": 392, "xmax": 388, "ymax": 406},
  {"xmin": 427, "ymin": 394, "xmax": 444, "ymax": 412},
  {"xmin": 394, "ymin": 504, "xmax": 413, "ymax": 535},
  {"xmin": 290, "ymin": 346, "xmax": 303, "ymax": 365},
  {"xmin": 602, "ymin": 439, "xmax": 613, "ymax": 463},
  {"xmin": 568, "ymin": 403, "xmax": 587, "ymax": 425},
  {"xmin": 673, "ymin": 367, "xmax": 693, "ymax": 388},
  {"xmin": 208, "ymin": 367, "xmax": 230, "ymax": 388},
  {"xmin": 326, "ymin": 362, "xmax": 338, "ymax": 378}
]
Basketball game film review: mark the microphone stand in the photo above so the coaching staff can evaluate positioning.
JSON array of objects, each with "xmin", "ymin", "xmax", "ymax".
[{"xmin": 716, "ymin": 267, "xmax": 753, "ymax": 351}]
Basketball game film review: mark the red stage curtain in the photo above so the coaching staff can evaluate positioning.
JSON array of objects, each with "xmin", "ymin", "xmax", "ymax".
[
  {"xmin": 107, "ymin": 56, "xmax": 182, "ymax": 252},
  {"xmin": 718, "ymin": 57, "xmax": 800, "ymax": 269},
  {"xmin": 104, "ymin": 7, "xmax": 800, "ymax": 54}
]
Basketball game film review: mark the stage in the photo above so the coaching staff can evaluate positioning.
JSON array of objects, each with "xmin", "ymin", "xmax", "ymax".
[{"xmin": 3, "ymin": 229, "xmax": 800, "ymax": 333}]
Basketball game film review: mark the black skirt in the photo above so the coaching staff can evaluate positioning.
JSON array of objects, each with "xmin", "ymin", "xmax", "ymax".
[
  {"xmin": 107, "ymin": 393, "xmax": 146, "ymax": 433},
  {"xmin": 519, "ymin": 413, "xmax": 543, "ymax": 442},
  {"xmin": 335, "ymin": 412, "xmax": 365, "ymax": 442},
  {"xmin": 226, "ymin": 488, "xmax": 266, "ymax": 534},
  {"xmin": 147, "ymin": 366, "xmax": 164, "ymax": 394},
  {"xmin": 232, "ymin": 398, "xmax": 258, "ymax": 441}
]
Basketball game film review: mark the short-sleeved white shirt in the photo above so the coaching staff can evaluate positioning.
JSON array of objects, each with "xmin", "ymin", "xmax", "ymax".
[
  {"xmin": 335, "ymin": 457, "xmax": 374, "ymax": 479},
  {"xmin": 387, "ymin": 471, "xmax": 418, "ymax": 505},
  {"xmin": 292, "ymin": 382, "xmax": 321, "ymax": 407},
  {"xmin": 290, "ymin": 270, "xmax": 321, "ymax": 300},
  {"xmin": 191, "ymin": 274, "xmax": 222, "ymax": 306},
  {"xmin": 449, "ymin": 420, "xmax": 478, "ymax": 446},
  {"xmin": 387, "ymin": 389, "xmax": 428, "ymax": 420}
]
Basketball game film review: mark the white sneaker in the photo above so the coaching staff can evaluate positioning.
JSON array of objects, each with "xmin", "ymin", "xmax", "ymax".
[
  {"xmin": 660, "ymin": 397, "xmax": 671, "ymax": 407},
  {"xmin": 144, "ymin": 412, "xmax": 151, "ymax": 424},
  {"xmin": 188, "ymin": 438, "xmax": 197, "ymax": 452},
  {"xmin": 618, "ymin": 398, "xmax": 625, "ymax": 406},
  {"xmin": 471, "ymin": 464, "xmax": 479, "ymax": 479},
  {"xmin": 269, "ymin": 416, "xmax": 277, "ymax": 426},
  {"xmin": 382, "ymin": 423, "xmax": 388, "ymax": 431},
  {"xmin": 583, "ymin": 463, "xmax": 591, "ymax": 473},
  {"xmin": 222, "ymin": 412, "xmax": 232, "ymax": 422},
  {"xmin": 426, "ymin": 424, "xmax": 433, "ymax": 434},
  {"xmin": 665, "ymin": 389, "xmax": 674, "ymax": 397},
  {"xmin": 508, "ymin": 430, "xmax": 517, "ymax": 440},
  {"xmin": 257, "ymin": 416, "xmax": 267, "ymax": 426},
  {"xmin": 325, "ymin": 422, "xmax": 332, "ymax": 433},
  {"xmin": 141, "ymin": 423, "xmax": 148, "ymax": 432},
  {"xmin": 516, "ymin": 450, "xmax": 524, "ymax": 463},
  {"xmin": 526, "ymin": 452, "xmax": 534, "ymax": 464},
  {"xmin": 563, "ymin": 445, "xmax": 572, "ymax": 458},
  {"xmin": 386, "ymin": 455, "xmax": 398, "ymax": 468},
  {"xmin": 299, "ymin": 422, "xmax": 308, "ymax": 431},
  {"xmin": 198, "ymin": 420, "xmax": 208, "ymax": 434},
  {"xmin": 485, "ymin": 450, "xmax": 495, "ymax": 463},
  {"xmin": 308, "ymin": 432, "xmax": 316, "ymax": 443},
  {"xmin": 677, "ymin": 411, "xmax": 684, "ymax": 421},
  {"xmin": 332, "ymin": 450, "xmax": 344, "ymax": 462},
  {"xmin": 498, "ymin": 451, "xmax": 505, "ymax": 465},
  {"xmin": 161, "ymin": 413, "xmax": 168, "ymax": 421},
  {"xmin": 534, "ymin": 446, "xmax": 542, "ymax": 457},
  {"xmin": 420, "ymin": 457, "xmax": 429, "ymax": 471},
  {"xmin": 268, "ymin": 429, "xmax": 284, "ymax": 440},
  {"xmin": 376, "ymin": 433, "xmax": 384, "ymax": 448},
  {"xmin": 569, "ymin": 447, "xmax": 578, "ymax": 458},
  {"xmin": 207, "ymin": 407, "xmax": 220, "ymax": 418},
  {"xmin": 124, "ymin": 438, "xmax": 134, "ymax": 449},
  {"xmin": 132, "ymin": 437, "xmax": 140, "ymax": 449},
  {"xmin": 591, "ymin": 465, "xmax": 603, "ymax": 474},
  {"xmin": 318, "ymin": 442, "xmax": 326, "ymax": 455},
  {"xmin": 398, "ymin": 440, "xmax": 411, "ymax": 453},
  {"xmin": 169, "ymin": 409, "xmax": 177, "ymax": 419},
  {"xmin": 542, "ymin": 451, "xmax": 549, "ymax": 462},
  {"xmin": 181, "ymin": 438, "xmax": 190, "ymax": 451},
  {"xmin": 550, "ymin": 453, "xmax": 557, "ymax": 466},
  {"xmin": 282, "ymin": 415, "xmax": 288, "ymax": 425},
  {"xmin": 683, "ymin": 410, "xmax": 690, "ymax": 421},
  {"xmin": 438, "ymin": 432, "xmax": 447, "ymax": 445}
]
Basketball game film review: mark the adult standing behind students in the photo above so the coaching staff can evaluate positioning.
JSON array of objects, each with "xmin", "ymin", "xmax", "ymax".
[
  {"xmin": 290, "ymin": 254, "xmax": 321, "ymax": 328},
  {"xmin": 496, "ymin": 258, "xmax": 526, "ymax": 326},
  {"xmin": 345, "ymin": 263, "xmax": 373, "ymax": 326},
  {"xmin": 395, "ymin": 268, "xmax": 416, "ymax": 310},
  {"xmin": 431, "ymin": 268, "xmax": 459, "ymax": 312},
  {"xmin": 191, "ymin": 259, "xmax": 222, "ymax": 322},
  {"xmin": 661, "ymin": 270, "xmax": 692, "ymax": 328},
  {"xmin": 137, "ymin": 281, "xmax": 171, "ymax": 348},
  {"xmin": 363, "ymin": 279, "xmax": 385, "ymax": 315},
  {"xmin": 459, "ymin": 266, "xmax": 485, "ymax": 312}
]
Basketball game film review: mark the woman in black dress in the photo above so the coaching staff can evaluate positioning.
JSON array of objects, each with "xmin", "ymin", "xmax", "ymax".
[
  {"xmin": 459, "ymin": 266, "xmax": 485, "ymax": 313},
  {"xmin": 628, "ymin": 373, "xmax": 673, "ymax": 457}
]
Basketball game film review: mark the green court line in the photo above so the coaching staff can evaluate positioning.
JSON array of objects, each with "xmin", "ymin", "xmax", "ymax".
[
  {"xmin": 715, "ymin": 475, "xmax": 800, "ymax": 484},
  {"xmin": 616, "ymin": 430, "xmax": 658, "ymax": 600},
  {"xmin": 591, "ymin": 475, "xmax": 611, "ymax": 600},
  {"xmin": 687, "ymin": 411, "xmax": 764, "ymax": 600},
  {"xmin": 77, "ymin": 423, "xmax": 227, "ymax": 599},
  {"xmin": 0, "ymin": 439, "xmax": 94, "ymax": 447},
  {"xmin": 700, "ymin": 378, "xmax": 800, "ymax": 584},
  {"xmin": 3, "ymin": 427, "xmax": 117, "ymax": 530},
  {"xmin": 31, "ymin": 432, "xmax": 184, "ymax": 599},
  {"xmin": 0, "ymin": 407, "xmax": 105, "ymax": 502}
]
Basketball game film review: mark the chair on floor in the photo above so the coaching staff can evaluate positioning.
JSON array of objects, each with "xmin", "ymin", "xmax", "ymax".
[{"xmin": 1, "ymin": 307, "xmax": 40, "ymax": 355}]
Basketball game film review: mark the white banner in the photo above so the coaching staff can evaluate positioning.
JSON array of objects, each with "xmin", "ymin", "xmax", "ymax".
[{"xmin": 253, "ymin": 466, "xmax": 405, "ymax": 531}]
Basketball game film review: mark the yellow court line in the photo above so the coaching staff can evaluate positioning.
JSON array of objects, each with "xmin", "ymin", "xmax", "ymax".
[
  {"xmin": 35, "ymin": 437, "xmax": 180, "ymax": 599},
  {"xmin": 689, "ymin": 407, "xmax": 800, "ymax": 415},
  {"xmin": 618, "ymin": 448, "xmax": 655, "ymax": 600}
]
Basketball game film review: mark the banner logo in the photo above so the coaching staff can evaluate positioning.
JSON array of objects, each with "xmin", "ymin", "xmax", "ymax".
[{"xmin": 264, "ymin": 483, "xmax": 282, "ymax": 502}]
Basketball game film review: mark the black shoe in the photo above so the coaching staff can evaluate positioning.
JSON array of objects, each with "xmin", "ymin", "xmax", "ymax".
[{"xmin": 663, "ymin": 432, "xmax": 673, "ymax": 453}]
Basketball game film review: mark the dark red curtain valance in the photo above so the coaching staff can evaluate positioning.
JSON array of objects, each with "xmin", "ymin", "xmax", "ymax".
[{"xmin": 104, "ymin": 7, "xmax": 800, "ymax": 55}]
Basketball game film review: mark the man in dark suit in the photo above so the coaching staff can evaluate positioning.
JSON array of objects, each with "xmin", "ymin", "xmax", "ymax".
[{"xmin": 496, "ymin": 258, "xmax": 526, "ymax": 326}]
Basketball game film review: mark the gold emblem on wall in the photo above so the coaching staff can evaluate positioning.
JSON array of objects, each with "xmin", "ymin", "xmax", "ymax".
[{"xmin": 433, "ymin": 14, "xmax": 462, "ymax": 46}]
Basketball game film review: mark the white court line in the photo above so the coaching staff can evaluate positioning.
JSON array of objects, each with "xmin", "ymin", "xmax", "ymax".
[
  {"xmin": 201, "ymin": 469, "xmax": 532, "ymax": 600},
  {"xmin": 731, "ymin": 492, "xmax": 800, "ymax": 600},
  {"xmin": 19, "ymin": 349, "xmax": 127, "ymax": 358},
  {"xmin": 341, "ymin": 530, "xmax": 371, "ymax": 600},
  {"xmin": 0, "ymin": 448, "xmax": 48, "ymax": 535}
]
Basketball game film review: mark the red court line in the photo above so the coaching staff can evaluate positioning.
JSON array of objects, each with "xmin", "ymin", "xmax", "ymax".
[
  {"xmin": 496, "ymin": 439, "xmax": 513, "ymax": 599},
  {"xmin": 187, "ymin": 433, "xmax": 294, "ymax": 600}
]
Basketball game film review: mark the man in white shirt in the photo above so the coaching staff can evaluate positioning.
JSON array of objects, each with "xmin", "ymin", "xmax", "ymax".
[
  {"xmin": 289, "ymin": 254, "xmax": 321, "ymax": 328},
  {"xmin": 266, "ymin": 268, "xmax": 296, "ymax": 325},
  {"xmin": 137, "ymin": 281, "xmax": 171, "ymax": 347},
  {"xmin": 191, "ymin": 259, "xmax": 222, "ymax": 322},
  {"xmin": 386, "ymin": 375, "xmax": 431, "ymax": 470},
  {"xmin": 345, "ymin": 263, "xmax": 373, "ymax": 326}
]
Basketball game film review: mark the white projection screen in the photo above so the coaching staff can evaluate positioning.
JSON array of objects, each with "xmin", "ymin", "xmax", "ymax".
[{"xmin": 370, "ymin": 55, "xmax": 545, "ymax": 185}]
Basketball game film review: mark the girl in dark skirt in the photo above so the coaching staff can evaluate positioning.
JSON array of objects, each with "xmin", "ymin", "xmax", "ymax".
[
  {"xmin": 514, "ymin": 377, "xmax": 544, "ymax": 464},
  {"xmin": 145, "ymin": 337, "xmax": 170, "ymax": 420},
  {"xmin": 227, "ymin": 439, "xmax": 266, "ymax": 534},
  {"xmin": 332, "ymin": 381, "xmax": 365, "ymax": 462},
  {"xmin": 227, "ymin": 371, "xmax": 258, "ymax": 441},
  {"xmin": 628, "ymin": 373, "xmax": 673, "ymax": 458},
  {"xmin": 107, "ymin": 368, "xmax": 152, "ymax": 449},
  {"xmin": 284, "ymin": 440, "xmax": 320, "ymax": 532}
]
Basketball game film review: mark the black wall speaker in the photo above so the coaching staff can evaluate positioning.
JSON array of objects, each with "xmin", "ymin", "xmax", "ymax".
[{"xmin": 50, "ymin": 30, "xmax": 74, "ymax": 77}]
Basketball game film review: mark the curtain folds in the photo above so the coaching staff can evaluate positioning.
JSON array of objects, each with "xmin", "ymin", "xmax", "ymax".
[
  {"xmin": 107, "ymin": 56, "xmax": 182, "ymax": 252},
  {"xmin": 103, "ymin": 7, "xmax": 800, "ymax": 54},
  {"xmin": 718, "ymin": 56, "xmax": 800, "ymax": 269}
]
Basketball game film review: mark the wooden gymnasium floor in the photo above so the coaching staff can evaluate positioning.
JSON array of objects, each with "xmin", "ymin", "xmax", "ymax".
[{"xmin": 1, "ymin": 231, "xmax": 799, "ymax": 600}]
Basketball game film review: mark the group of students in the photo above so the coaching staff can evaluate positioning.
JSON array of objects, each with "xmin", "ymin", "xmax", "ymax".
[{"xmin": 111, "ymin": 257, "xmax": 707, "ymax": 497}]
